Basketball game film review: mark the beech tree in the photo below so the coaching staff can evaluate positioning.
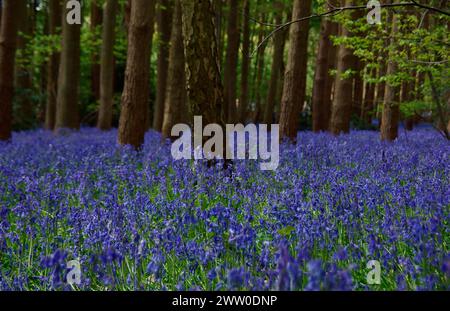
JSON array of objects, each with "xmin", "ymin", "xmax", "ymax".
[
  {"xmin": 162, "ymin": 1, "xmax": 188, "ymax": 139},
  {"xmin": 0, "ymin": 0, "xmax": 23, "ymax": 141},
  {"xmin": 45, "ymin": 0, "xmax": 62, "ymax": 130},
  {"xmin": 279, "ymin": 0, "xmax": 312, "ymax": 141},
  {"xmin": 97, "ymin": 0, "xmax": 119, "ymax": 131},
  {"xmin": 55, "ymin": 0, "xmax": 82, "ymax": 132},
  {"xmin": 118, "ymin": 0, "xmax": 156, "ymax": 148},
  {"xmin": 153, "ymin": 0, "xmax": 173, "ymax": 132}
]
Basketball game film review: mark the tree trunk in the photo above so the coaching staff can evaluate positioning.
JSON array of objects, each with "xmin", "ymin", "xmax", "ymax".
[
  {"xmin": 181, "ymin": 0, "xmax": 225, "ymax": 128},
  {"xmin": 90, "ymin": 0, "xmax": 103, "ymax": 101},
  {"xmin": 45, "ymin": 0, "xmax": 62, "ymax": 130},
  {"xmin": 238, "ymin": 0, "xmax": 250, "ymax": 123},
  {"xmin": 0, "ymin": 0, "xmax": 23, "ymax": 141},
  {"xmin": 252, "ymin": 12, "xmax": 267, "ymax": 123},
  {"xmin": 118, "ymin": 0, "xmax": 156, "ymax": 148},
  {"xmin": 330, "ymin": 0, "xmax": 358, "ymax": 135},
  {"xmin": 162, "ymin": 1, "xmax": 188, "ymax": 139},
  {"xmin": 55, "ymin": 0, "xmax": 82, "ymax": 132},
  {"xmin": 15, "ymin": 2, "xmax": 34, "ymax": 129},
  {"xmin": 312, "ymin": 1, "xmax": 338, "ymax": 132},
  {"xmin": 223, "ymin": 0, "xmax": 240, "ymax": 123},
  {"xmin": 153, "ymin": 0, "xmax": 173, "ymax": 132},
  {"xmin": 264, "ymin": 2, "xmax": 284, "ymax": 125},
  {"xmin": 362, "ymin": 67, "xmax": 376, "ymax": 125},
  {"xmin": 279, "ymin": 0, "xmax": 312, "ymax": 141},
  {"xmin": 97, "ymin": 0, "xmax": 118, "ymax": 131},
  {"xmin": 380, "ymin": 12, "xmax": 400, "ymax": 142},
  {"xmin": 352, "ymin": 58, "xmax": 364, "ymax": 119}
]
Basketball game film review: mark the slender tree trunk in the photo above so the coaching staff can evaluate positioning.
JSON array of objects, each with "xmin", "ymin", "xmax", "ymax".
[
  {"xmin": 55, "ymin": 0, "xmax": 82, "ymax": 132},
  {"xmin": 380, "ymin": 12, "xmax": 400, "ymax": 142},
  {"xmin": 264, "ymin": 2, "xmax": 284, "ymax": 125},
  {"xmin": 312, "ymin": 1, "xmax": 338, "ymax": 132},
  {"xmin": 162, "ymin": 1, "xmax": 187, "ymax": 139},
  {"xmin": 153, "ymin": 0, "xmax": 173, "ymax": 132},
  {"xmin": 214, "ymin": 0, "xmax": 224, "ymax": 67},
  {"xmin": 238, "ymin": 0, "xmax": 250, "ymax": 123},
  {"xmin": 279, "ymin": 0, "xmax": 312, "ymax": 141},
  {"xmin": 362, "ymin": 67, "xmax": 376, "ymax": 125},
  {"xmin": 252, "ymin": 13, "xmax": 267, "ymax": 123},
  {"xmin": 118, "ymin": 0, "xmax": 156, "ymax": 148},
  {"xmin": 0, "ymin": 0, "xmax": 23, "ymax": 141},
  {"xmin": 45, "ymin": 0, "xmax": 62, "ymax": 130},
  {"xmin": 223, "ymin": 0, "xmax": 240, "ymax": 123},
  {"xmin": 15, "ymin": 2, "xmax": 34, "ymax": 129},
  {"xmin": 97, "ymin": 0, "xmax": 118, "ymax": 130},
  {"xmin": 90, "ymin": 0, "xmax": 103, "ymax": 101},
  {"xmin": 330, "ymin": 0, "xmax": 358, "ymax": 135},
  {"xmin": 352, "ymin": 58, "xmax": 364, "ymax": 119},
  {"xmin": 181, "ymin": 0, "xmax": 225, "ymax": 128}
]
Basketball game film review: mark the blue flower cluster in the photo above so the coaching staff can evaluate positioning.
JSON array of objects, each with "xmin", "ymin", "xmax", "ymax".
[{"xmin": 0, "ymin": 129, "xmax": 448, "ymax": 290}]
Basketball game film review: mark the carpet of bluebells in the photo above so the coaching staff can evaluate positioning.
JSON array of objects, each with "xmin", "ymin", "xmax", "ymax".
[{"xmin": 0, "ymin": 128, "xmax": 449, "ymax": 291}]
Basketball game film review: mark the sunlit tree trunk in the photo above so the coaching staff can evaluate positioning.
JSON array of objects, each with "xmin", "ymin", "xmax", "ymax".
[
  {"xmin": 90, "ymin": 0, "xmax": 102, "ymax": 101},
  {"xmin": 97, "ymin": 0, "xmax": 118, "ymax": 131},
  {"xmin": 279, "ymin": 0, "xmax": 312, "ymax": 141},
  {"xmin": 118, "ymin": 0, "xmax": 156, "ymax": 148}
]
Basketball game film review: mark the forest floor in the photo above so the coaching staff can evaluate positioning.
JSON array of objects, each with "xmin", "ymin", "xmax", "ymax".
[{"xmin": 0, "ymin": 129, "xmax": 448, "ymax": 290}]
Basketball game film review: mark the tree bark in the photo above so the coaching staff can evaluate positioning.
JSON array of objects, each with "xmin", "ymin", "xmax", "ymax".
[
  {"xmin": 312, "ymin": 1, "xmax": 338, "ymax": 132},
  {"xmin": 118, "ymin": 0, "xmax": 156, "ymax": 148},
  {"xmin": 55, "ymin": 0, "xmax": 82, "ymax": 132},
  {"xmin": 223, "ymin": 0, "xmax": 240, "ymax": 123},
  {"xmin": 90, "ymin": 0, "xmax": 103, "ymax": 101},
  {"xmin": 162, "ymin": 1, "xmax": 188, "ymax": 139},
  {"xmin": 264, "ymin": 2, "xmax": 284, "ymax": 125},
  {"xmin": 279, "ymin": 0, "xmax": 312, "ymax": 141},
  {"xmin": 153, "ymin": 0, "xmax": 173, "ymax": 132},
  {"xmin": 352, "ymin": 58, "xmax": 364, "ymax": 119},
  {"xmin": 252, "ymin": 12, "xmax": 267, "ymax": 123},
  {"xmin": 97, "ymin": 0, "xmax": 118, "ymax": 131},
  {"xmin": 362, "ymin": 67, "xmax": 376, "ymax": 125},
  {"xmin": 0, "ymin": 0, "xmax": 23, "ymax": 141},
  {"xmin": 181, "ymin": 0, "xmax": 225, "ymax": 127},
  {"xmin": 330, "ymin": 0, "xmax": 358, "ymax": 135},
  {"xmin": 45, "ymin": 0, "xmax": 62, "ymax": 130},
  {"xmin": 15, "ymin": 2, "xmax": 34, "ymax": 129},
  {"xmin": 238, "ymin": 0, "xmax": 251, "ymax": 123},
  {"xmin": 380, "ymin": 12, "xmax": 400, "ymax": 142}
]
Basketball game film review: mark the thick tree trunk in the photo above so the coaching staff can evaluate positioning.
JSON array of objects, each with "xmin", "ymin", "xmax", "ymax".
[
  {"xmin": 45, "ymin": 0, "xmax": 62, "ymax": 130},
  {"xmin": 279, "ymin": 0, "xmax": 312, "ymax": 141},
  {"xmin": 162, "ymin": 2, "xmax": 188, "ymax": 139},
  {"xmin": 223, "ymin": 0, "xmax": 240, "ymax": 123},
  {"xmin": 153, "ymin": 0, "xmax": 173, "ymax": 132},
  {"xmin": 0, "ymin": 0, "xmax": 23, "ymax": 141},
  {"xmin": 380, "ymin": 13, "xmax": 400, "ymax": 142},
  {"xmin": 15, "ymin": 2, "xmax": 34, "ymax": 129},
  {"xmin": 312, "ymin": 1, "xmax": 338, "ymax": 132},
  {"xmin": 97, "ymin": 0, "xmax": 118, "ymax": 131},
  {"xmin": 330, "ymin": 0, "xmax": 358, "ymax": 135},
  {"xmin": 118, "ymin": 0, "xmax": 156, "ymax": 148},
  {"xmin": 181, "ymin": 0, "xmax": 225, "ymax": 128},
  {"xmin": 90, "ymin": 0, "xmax": 103, "ymax": 101},
  {"xmin": 263, "ymin": 2, "xmax": 284, "ymax": 125},
  {"xmin": 55, "ymin": 0, "xmax": 82, "ymax": 132},
  {"xmin": 238, "ymin": 0, "xmax": 250, "ymax": 123}
]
